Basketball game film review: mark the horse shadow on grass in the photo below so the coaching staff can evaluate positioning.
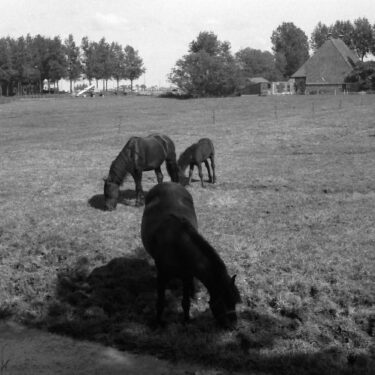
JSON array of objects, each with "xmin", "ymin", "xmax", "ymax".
[
  {"xmin": 179, "ymin": 175, "xmax": 217, "ymax": 187},
  {"xmin": 46, "ymin": 249, "xmax": 196, "ymax": 337},
  {"xmin": 88, "ymin": 189, "xmax": 149, "ymax": 210},
  {"xmin": 43, "ymin": 251, "xmax": 374, "ymax": 375}
]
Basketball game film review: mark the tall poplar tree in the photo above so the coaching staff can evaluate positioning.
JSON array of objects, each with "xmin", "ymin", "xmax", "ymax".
[
  {"xmin": 64, "ymin": 34, "xmax": 82, "ymax": 93},
  {"xmin": 123, "ymin": 45, "xmax": 145, "ymax": 91},
  {"xmin": 271, "ymin": 22, "xmax": 309, "ymax": 78}
]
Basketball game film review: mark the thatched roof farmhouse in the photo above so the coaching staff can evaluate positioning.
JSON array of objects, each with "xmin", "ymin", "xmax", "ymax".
[{"xmin": 292, "ymin": 36, "xmax": 359, "ymax": 94}]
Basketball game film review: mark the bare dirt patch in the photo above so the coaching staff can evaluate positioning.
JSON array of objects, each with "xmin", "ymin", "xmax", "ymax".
[{"xmin": 0, "ymin": 321, "xmax": 227, "ymax": 375}]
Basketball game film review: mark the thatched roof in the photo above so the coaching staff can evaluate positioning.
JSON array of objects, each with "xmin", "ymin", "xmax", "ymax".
[{"xmin": 291, "ymin": 37, "xmax": 359, "ymax": 84}]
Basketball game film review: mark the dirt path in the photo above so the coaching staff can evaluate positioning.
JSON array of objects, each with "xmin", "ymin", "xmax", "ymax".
[{"xmin": 0, "ymin": 321, "xmax": 226, "ymax": 375}]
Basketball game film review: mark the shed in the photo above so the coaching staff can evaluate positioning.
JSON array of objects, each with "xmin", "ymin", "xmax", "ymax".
[
  {"xmin": 291, "ymin": 36, "xmax": 359, "ymax": 94},
  {"xmin": 241, "ymin": 77, "xmax": 270, "ymax": 96}
]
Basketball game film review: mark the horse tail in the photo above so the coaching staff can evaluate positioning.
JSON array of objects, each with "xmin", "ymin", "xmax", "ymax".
[
  {"xmin": 166, "ymin": 158, "xmax": 179, "ymax": 183},
  {"xmin": 155, "ymin": 135, "xmax": 179, "ymax": 182},
  {"xmin": 208, "ymin": 138, "xmax": 215, "ymax": 156}
]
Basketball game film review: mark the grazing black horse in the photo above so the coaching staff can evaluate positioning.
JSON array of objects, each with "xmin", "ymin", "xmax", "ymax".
[
  {"xmin": 141, "ymin": 182, "xmax": 241, "ymax": 327},
  {"xmin": 104, "ymin": 134, "xmax": 179, "ymax": 209},
  {"xmin": 178, "ymin": 138, "xmax": 216, "ymax": 187}
]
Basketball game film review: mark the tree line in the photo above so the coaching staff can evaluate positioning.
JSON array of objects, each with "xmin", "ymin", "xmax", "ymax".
[
  {"xmin": 170, "ymin": 18, "xmax": 375, "ymax": 97},
  {"xmin": 1, "ymin": 17, "xmax": 374, "ymax": 97},
  {"xmin": 310, "ymin": 18, "xmax": 375, "ymax": 60},
  {"xmin": 0, "ymin": 34, "xmax": 145, "ymax": 95}
]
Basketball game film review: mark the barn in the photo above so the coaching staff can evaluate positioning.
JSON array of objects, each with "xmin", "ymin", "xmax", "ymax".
[{"xmin": 291, "ymin": 36, "xmax": 359, "ymax": 94}]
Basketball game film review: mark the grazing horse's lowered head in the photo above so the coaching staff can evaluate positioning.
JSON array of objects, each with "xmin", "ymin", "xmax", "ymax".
[
  {"xmin": 103, "ymin": 175, "xmax": 122, "ymax": 211},
  {"xmin": 103, "ymin": 134, "xmax": 179, "ymax": 209},
  {"xmin": 209, "ymin": 274, "xmax": 240, "ymax": 328},
  {"xmin": 141, "ymin": 182, "xmax": 241, "ymax": 327},
  {"xmin": 103, "ymin": 154, "xmax": 130, "ymax": 210}
]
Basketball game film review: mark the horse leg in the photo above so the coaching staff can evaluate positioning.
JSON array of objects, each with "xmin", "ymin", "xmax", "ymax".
[
  {"xmin": 204, "ymin": 160, "xmax": 213, "ymax": 183},
  {"xmin": 134, "ymin": 170, "xmax": 144, "ymax": 206},
  {"xmin": 156, "ymin": 273, "xmax": 166, "ymax": 325},
  {"xmin": 197, "ymin": 163, "xmax": 205, "ymax": 188},
  {"xmin": 182, "ymin": 277, "xmax": 194, "ymax": 322},
  {"xmin": 155, "ymin": 166, "xmax": 163, "ymax": 184},
  {"xmin": 210, "ymin": 155, "xmax": 216, "ymax": 183},
  {"xmin": 188, "ymin": 164, "xmax": 194, "ymax": 185}
]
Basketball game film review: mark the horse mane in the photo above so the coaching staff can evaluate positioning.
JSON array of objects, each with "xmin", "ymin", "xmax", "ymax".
[
  {"xmin": 174, "ymin": 215, "xmax": 241, "ymax": 304},
  {"xmin": 170, "ymin": 214, "xmax": 227, "ymax": 274},
  {"xmin": 177, "ymin": 143, "xmax": 196, "ymax": 171},
  {"xmin": 108, "ymin": 138, "xmax": 135, "ymax": 184}
]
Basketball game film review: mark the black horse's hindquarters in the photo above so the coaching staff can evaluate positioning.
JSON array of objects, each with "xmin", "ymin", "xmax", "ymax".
[{"xmin": 104, "ymin": 134, "xmax": 179, "ymax": 208}]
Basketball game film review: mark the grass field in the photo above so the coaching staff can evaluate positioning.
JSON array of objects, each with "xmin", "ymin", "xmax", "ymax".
[{"xmin": 0, "ymin": 94, "xmax": 374, "ymax": 374}]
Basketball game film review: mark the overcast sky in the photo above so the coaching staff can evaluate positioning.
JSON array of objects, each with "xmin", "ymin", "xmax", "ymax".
[{"xmin": 1, "ymin": 0, "xmax": 375, "ymax": 87}]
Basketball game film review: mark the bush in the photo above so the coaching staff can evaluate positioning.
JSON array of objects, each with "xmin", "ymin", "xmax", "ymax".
[
  {"xmin": 159, "ymin": 91, "xmax": 193, "ymax": 99},
  {"xmin": 345, "ymin": 61, "xmax": 375, "ymax": 91}
]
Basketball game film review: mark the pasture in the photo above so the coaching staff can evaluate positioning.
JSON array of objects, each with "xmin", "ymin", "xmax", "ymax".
[{"xmin": 0, "ymin": 94, "xmax": 374, "ymax": 374}]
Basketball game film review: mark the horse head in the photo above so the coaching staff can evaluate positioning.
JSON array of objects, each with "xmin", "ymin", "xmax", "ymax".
[
  {"xmin": 177, "ymin": 168, "xmax": 189, "ymax": 186},
  {"xmin": 176, "ymin": 159, "xmax": 189, "ymax": 185},
  {"xmin": 209, "ymin": 275, "xmax": 241, "ymax": 328},
  {"xmin": 103, "ymin": 177, "xmax": 120, "ymax": 211}
]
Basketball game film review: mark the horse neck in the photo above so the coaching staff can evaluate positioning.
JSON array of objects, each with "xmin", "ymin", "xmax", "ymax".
[
  {"xmin": 185, "ymin": 227, "xmax": 229, "ymax": 295},
  {"xmin": 109, "ymin": 150, "xmax": 129, "ymax": 184},
  {"xmin": 178, "ymin": 147, "xmax": 194, "ymax": 171}
]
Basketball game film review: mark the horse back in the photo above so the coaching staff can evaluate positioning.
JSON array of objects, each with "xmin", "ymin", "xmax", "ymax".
[
  {"xmin": 150, "ymin": 134, "xmax": 175, "ymax": 152},
  {"xmin": 141, "ymin": 182, "xmax": 198, "ymax": 259},
  {"xmin": 141, "ymin": 182, "xmax": 229, "ymax": 285},
  {"xmin": 136, "ymin": 134, "xmax": 176, "ymax": 171}
]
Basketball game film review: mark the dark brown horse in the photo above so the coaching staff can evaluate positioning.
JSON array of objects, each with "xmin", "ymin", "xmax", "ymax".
[
  {"xmin": 104, "ymin": 134, "xmax": 179, "ymax": 209},
  {"xmin": 141, "ymin": 182, "xmax": 241, "ymax": 327},
  {"xmin": 178, "ymin": 138, "xmax": 216, "ymax": 187}
]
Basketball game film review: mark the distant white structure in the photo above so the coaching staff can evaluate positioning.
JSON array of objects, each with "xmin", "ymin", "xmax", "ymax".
[
  {"xmin": 75, "ymin": 84, "xmax": 95, "ymax": 97},
  {"xmin": 271, "ymin": 80, "xmax": 295, "ymax": 95}
]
